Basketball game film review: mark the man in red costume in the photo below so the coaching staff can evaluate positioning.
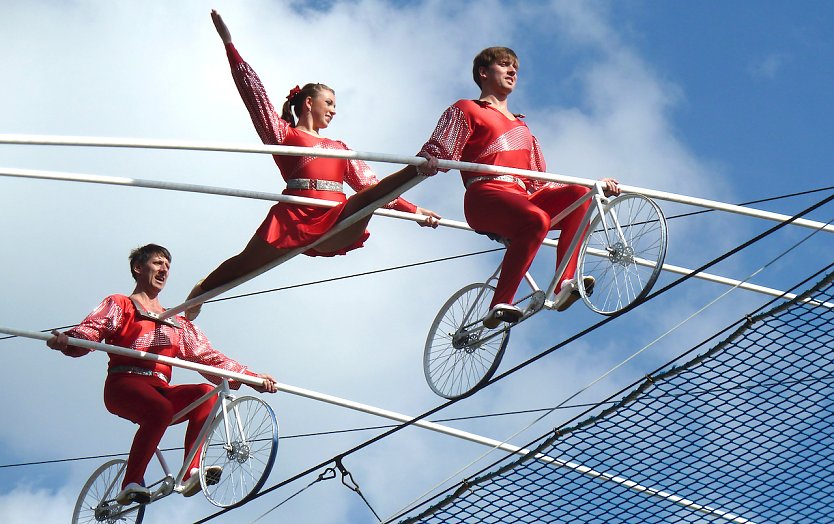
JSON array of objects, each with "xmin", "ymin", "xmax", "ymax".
[
  {"xmin": 48, "ymin": 244, "xmax": 277, "ymax": 505},
  {"xmin": 419, "ymin": 47, "xmax": 620, "ymax": 328}
]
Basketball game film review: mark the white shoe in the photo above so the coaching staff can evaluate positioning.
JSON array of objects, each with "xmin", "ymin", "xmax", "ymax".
[
  {"xmin": 115, "ymin": 482, "xmax": 151, "ymax": 505},
  {"xmin": 181, "ymin": 466, "xmax": 223, "ymax": 497},
  {"xmin": 553, "ymin": 276, "xmax": 595, "ymax": 312},
  {"xmin": 483, "ymin": 303, "xmax": 523, "ymax": 329}
]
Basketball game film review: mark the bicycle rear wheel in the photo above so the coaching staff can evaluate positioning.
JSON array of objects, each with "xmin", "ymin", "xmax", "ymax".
[
  {"xmin": 72, "ymin": 459, "xmax": 145, "ymax": 524},
  {"xmin": 201, "ymin": 396, "xmax": 278, "ymax": 508},
  {"xmin": 424, "ymin": 283, "xmax": 510, "ymax": 399},
  {"xmin": 578, "ymin": 193, "xmax": 667, "ymax": 314}
]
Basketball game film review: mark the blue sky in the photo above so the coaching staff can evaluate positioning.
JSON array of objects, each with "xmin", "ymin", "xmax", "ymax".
[
  {"xmin": 629, "ymin": 2, "xmax": 833, "ymax": 186},
  {"xmin": 1, "ymin": 1, "xmax": 833, "ymax": 523}
]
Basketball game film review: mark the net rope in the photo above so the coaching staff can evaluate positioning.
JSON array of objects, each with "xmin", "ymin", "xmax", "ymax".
[{"xmin": 393, "ymin": 268, "xmax": 834, "ymax": 523}]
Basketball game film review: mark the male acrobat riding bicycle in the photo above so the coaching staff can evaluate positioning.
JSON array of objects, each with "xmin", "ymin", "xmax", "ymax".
[
  {"xmin": 416, "ymin": 47, "xmax": 620, "ymax": 328},
  {"xmin": 47, "ymin": 244, "xmax": 278, "ymax": 505}
]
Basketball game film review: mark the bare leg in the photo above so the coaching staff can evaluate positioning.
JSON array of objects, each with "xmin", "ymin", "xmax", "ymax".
[{"xmin": 185, "ymin": 234, "xmax": 289, "ymax": 319}]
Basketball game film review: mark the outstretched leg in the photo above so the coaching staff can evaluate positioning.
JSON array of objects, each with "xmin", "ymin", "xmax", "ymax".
[
  {"xmin": 186, "ymin": 234, "xmax": 289, "ymax": 319},
  {"xmin": 187, "ymin": 169, "xmax": 419, "ymax": 317},
  {"xmin": 316, "ymin": 166, "xmax": 419, "ymax": 253}
]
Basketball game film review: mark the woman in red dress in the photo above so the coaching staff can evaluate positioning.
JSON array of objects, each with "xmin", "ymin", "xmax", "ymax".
[{"xmin": 186, "ymin": 11, "xmax": 440, "ymax": 319}]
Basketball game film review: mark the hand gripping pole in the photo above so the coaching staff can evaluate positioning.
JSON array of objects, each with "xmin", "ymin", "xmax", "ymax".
[{"xmin": 1, "ymin": 326, "xmax": 265, "ymax": 388}]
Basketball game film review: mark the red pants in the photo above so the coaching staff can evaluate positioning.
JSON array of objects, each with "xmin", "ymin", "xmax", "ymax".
[
  {"xmin": 464, "ymin": 181, "xmax": 591, "ymax": 308},
  {"xmin": 104, "ymin": 373, "xmax": 215, "ymax": 488}
]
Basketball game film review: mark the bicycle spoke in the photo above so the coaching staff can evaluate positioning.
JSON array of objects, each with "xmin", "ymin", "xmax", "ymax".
[
  {"xmin": 201, "ymin": 397, "xmax": 278, "ymax": 507},
  {"xmin": 72, "ymin": 459, "xmax": 145, "ymax": 524},
  {"xmin": 424, "ymin": 284, "xmax": 510, "ymax": 398},
  {"xmin": 578, "ymin": 194, "xmax": 667, "ymax": 315}
]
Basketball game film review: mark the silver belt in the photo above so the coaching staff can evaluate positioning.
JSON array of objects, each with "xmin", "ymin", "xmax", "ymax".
[
  {"xmin": 465, "ymin": 175, "xmax": 526, "ymax": 190},
  {"xmin": 286, "ymin": 178, "xmax": 344, "ymax": 192},
  {"xmin": 109, "ymin": 365, "xmax": 169, "ymax": 383}
]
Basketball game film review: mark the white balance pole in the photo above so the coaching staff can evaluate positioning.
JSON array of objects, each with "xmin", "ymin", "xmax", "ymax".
[
  {"xmin": 1, "ymin": 326, "xmax": 265, "ymax": 388},
  {"xmin": 3, "ymin": 167, "xmax": 829, "ymax": 310},
  {"xmin": 0, "ymin": 167, "xmax": 425, "ymax": 223},
  {"xmin": 159, "ymin": 171, "xmax": 428, "ymax": 319},
  {"xmin": 3, "ymin": 325, "xmax": 753, "ymax": 524},
  {"xmin": 2, "ymin": 133, "xmax": 832, "ymax": 234}
]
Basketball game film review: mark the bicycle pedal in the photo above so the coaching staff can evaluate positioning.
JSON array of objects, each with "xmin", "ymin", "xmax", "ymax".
[
  {"xmin": 205, "ymin": 465, "xmax": 223, "ymax": 486},
  {"xmin": 115, "ymin": 483, "xmax": 151, "ymax": 505},
  {"xmin": 483, "ymin": 304, "xmax": 523, "ymax": 329}
]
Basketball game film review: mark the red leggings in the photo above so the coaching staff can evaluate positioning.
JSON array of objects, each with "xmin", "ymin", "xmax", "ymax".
[
  {"xmin": 464, "ymin": 181, "xmax": 591, "ymax": 308},
  {"xmin": 104, "ymin": 374, "xmax": 215, "ymax": 488}
]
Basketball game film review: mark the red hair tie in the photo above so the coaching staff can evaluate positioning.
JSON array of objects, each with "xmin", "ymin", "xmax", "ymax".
[{"xmin": 286, "ymin": 85, "xmax": 301, "ymax": 103}]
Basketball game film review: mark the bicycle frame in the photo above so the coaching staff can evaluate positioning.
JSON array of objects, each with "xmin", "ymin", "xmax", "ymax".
[
  {"xmin": 143, "ymin": 379, "xmax": 239, "ymax": 502},
  {"xmin": 500, "ymin": 182, "xmax": 610, "ymax": 302},
  {"xmin": 425, "ymin": 183, "xmax": 668, "ymax": 399},
  {"xmin": 452, "ymin": 182, "xmax": 614, "ymax": 342}
]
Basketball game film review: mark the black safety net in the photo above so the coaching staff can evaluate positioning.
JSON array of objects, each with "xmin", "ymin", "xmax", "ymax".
[{"xmin": 398, "ymin": 270, "xmax": 834, "ymax": 524}]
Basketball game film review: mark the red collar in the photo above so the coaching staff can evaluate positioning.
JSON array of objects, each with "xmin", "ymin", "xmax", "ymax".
[{"xmin": 473, "ymin": 99, "xmax": 525, "ymax": 119}]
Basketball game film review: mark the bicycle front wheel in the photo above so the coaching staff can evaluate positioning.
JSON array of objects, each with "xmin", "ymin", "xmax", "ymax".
[
  {"xmin": 72, "ymin": 459, "xmax": 145, "ymax": 524},
  {"xmin": 578, "ymin": 193, "xmax": 667, "ymax": 315},
  {"xmin": 201, "ymin": 396, "xmax": 278, "ymax": 508},
  {"xmin": 424, "ymin": 283, "xmax": 510, "ymax": 399}
]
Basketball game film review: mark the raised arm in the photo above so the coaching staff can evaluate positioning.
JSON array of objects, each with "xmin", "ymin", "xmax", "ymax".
[
  {"xmin": 213, "ymin": 10, "xmax": 289, "ymax": 145},
  {"xmin": 211, "ymin": 10, "xmax": 232, "ymax": 44}
]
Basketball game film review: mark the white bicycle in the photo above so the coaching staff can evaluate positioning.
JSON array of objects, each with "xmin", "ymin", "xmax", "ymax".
[
  {"xmin": 424, "ymin": 184, "xmax": 668, "ymax": 399},
  {"xmin": 72, "ymin": 379, "xmax": 278, "ymax": 523}
]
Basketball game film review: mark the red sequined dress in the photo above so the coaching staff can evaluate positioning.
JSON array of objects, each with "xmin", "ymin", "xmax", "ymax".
[{"xmin": 226, "ymin": 43, "xmax": 417, "ymax": 256}]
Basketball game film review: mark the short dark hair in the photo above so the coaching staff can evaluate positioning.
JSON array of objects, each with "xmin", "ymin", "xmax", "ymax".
[
  {"xmin": 472, "ymin": 47, "xmax": 519, "ymax": 88},
  {"xmin": 129, "ymin": 244, "xmax": 171, "ymax": 280}
]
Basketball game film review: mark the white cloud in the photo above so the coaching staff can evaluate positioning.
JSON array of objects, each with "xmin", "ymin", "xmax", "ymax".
[
  {"xmin": 749, "ymin": 52, "xmax": 789, "ymax": 80},
  {"xmin": 0, "ymin": 486, "xmax": 76, "ymax": 524}
]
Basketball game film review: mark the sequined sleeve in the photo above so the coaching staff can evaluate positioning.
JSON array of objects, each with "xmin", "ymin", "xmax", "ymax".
[
  {"xmin": 524, "ymin": 135, "xmax": 563, "ymax": 192},
  {"xmin": 177, "ymin": 319, "xmax": 251, "ymax": 389},
  {"xmin": 63, "ymin": 295, "xmax": 126, "ymax": 357},
  {"xmin": 341, "ymin": 142, "xmax": 418, "ymax": 213},
  {"xmin": 226, "ymin": 43, "xmax": 290, "ymax": 145},
  {"xmin": 419, "ymin": 104, "xmax": 472, "ymax": 172}
]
